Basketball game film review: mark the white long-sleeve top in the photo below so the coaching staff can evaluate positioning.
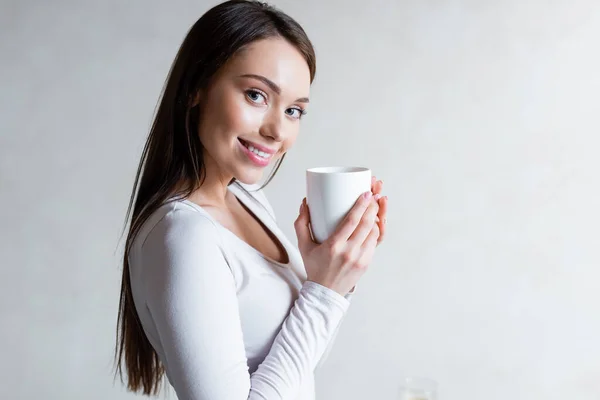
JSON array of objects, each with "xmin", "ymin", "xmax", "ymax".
[{"xmin": 128, "ymin": 181, "xmax": 353, "ymax": 400}]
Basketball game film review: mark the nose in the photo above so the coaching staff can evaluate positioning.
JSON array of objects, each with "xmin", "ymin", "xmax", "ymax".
[{"xmin": 259, "ymin": 109, "xmax": 285, "ymax": 142}]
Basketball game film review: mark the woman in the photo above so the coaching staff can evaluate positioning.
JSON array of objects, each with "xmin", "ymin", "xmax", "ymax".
[{"xmin": 115, "ymin": 1, "xmax": 388, "ymax": 399}]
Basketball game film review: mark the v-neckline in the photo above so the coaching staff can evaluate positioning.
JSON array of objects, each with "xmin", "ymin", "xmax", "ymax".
[{"xmin": 180, "ymin": 183, "xmax": 291, "ymax": 268}]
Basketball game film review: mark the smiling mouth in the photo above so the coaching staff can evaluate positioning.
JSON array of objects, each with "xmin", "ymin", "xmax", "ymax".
[{"xmin": 238, "ymin": 138, "xmax": 275, "ymax": 159}]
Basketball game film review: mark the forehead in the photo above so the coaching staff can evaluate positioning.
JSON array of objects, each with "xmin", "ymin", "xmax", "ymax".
[{"xmin": 220, "ymin": 37, "xmax": 311, "ymax": 98}]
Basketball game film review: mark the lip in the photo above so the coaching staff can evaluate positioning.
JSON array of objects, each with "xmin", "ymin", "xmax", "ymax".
[
  {"xmin": 238, "ymin": 138, "xmax": 277, "ymax": 154},
  {"xmin": 238, "ymin": 139, "xmax": 272, "ymax": 167}
]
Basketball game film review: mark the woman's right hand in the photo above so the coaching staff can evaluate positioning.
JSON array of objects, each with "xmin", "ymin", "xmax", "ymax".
[{"xmin": 294, "ymin": 192, "xmax": 381, "ymax": 296}]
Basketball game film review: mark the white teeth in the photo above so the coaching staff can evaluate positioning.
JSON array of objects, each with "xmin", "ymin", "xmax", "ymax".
[{"xmin": 247, "ymin": 145, "xmax": 269, "ymax": 159}]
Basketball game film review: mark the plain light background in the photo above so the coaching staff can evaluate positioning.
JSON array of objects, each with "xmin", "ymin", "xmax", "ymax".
[{"xmin": 1, "ymin": 0, "xmax": 599, "ymax": 399}]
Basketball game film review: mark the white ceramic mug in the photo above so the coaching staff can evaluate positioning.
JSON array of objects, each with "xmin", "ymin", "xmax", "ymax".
[{"xmin": 306, "ymin": 166, "xmax": 372, "ymax": 244}]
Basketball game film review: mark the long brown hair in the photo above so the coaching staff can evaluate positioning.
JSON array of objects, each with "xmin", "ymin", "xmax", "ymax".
[{"xmin": 114, "ymin": 0, "xmax": 316, "ymax": 395}]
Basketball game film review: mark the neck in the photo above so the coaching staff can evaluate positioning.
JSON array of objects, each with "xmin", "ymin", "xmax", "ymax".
[{"xmin": 188, "ymin": 155, "xmax": 235, "ymax": 209}]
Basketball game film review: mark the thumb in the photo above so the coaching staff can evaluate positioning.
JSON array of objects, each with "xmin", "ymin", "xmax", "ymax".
[{"xmin": 294, "ymin": 198, "xmax": 315, "ymax": 254}]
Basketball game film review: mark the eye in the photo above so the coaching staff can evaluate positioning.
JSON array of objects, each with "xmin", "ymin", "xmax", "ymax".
[
  {"xmin": 245, "ymin": 89, "xmax": 266, "ymax": 104},
  {"xmin": 285, "ymin": 107, "xmax": 306, "ymax": 120}
]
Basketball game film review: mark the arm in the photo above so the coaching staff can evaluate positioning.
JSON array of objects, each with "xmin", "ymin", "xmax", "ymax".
[
  {"xmin": 238, "ymin": 182, "xmax": 351, "ymax": 370},
  {"xmin": 315, "ymin": 287, "xmax": 356, "ymax": 370},
  {"xmin": 140, "ymin": 209, "xmax": 350, "ymax": 400}
]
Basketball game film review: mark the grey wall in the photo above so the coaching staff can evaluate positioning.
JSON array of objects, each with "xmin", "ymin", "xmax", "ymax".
[{"xmin": 1, "ymin": 0, "xmax": 599, "ymax": 399}]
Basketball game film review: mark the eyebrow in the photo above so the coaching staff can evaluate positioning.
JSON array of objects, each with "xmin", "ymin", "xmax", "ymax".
[{"xmin": 239, "ymin": 74, "xmax": 310, "ymax": 103}]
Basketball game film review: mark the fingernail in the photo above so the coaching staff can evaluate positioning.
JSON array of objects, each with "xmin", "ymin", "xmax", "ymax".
[
  {"xmin": 363, "ymin": 192, "xmax": 372, "ymax": 200},
  {"xmin": 374, "ymin": 194, "xmax": 382, "ymax": 201}
]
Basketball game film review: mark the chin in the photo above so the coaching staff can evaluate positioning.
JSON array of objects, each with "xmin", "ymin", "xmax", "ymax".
[{"xmin": 232, "ymin": 168, "xmax": 265, "ymax": 186}]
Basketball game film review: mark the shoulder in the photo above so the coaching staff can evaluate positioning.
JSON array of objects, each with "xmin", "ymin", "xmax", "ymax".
[
  {"xmin": 129, "ymin": 200, "xmax": 232, "ymax": 285},
  {"xmin": 133, "ymin": 200, "xmax": 222, "ymax": 252},
  {"xmin": 128, "ymin": 201, "xmax": 235, "ymax": 305}
]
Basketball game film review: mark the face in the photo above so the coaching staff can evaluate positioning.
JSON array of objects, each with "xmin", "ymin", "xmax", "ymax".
[{"xmin": 195, "ymin": 37, "xmax": 311, "ymax": 185}]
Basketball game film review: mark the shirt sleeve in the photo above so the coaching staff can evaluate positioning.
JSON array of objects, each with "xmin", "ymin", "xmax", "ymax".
[
  {"xmin": 138, "ymin": 209, "xmax": 350, "ymax": 400},
  {"xmin": 315, "ymin": 286, "xmax": 356, "ymax": 370}
]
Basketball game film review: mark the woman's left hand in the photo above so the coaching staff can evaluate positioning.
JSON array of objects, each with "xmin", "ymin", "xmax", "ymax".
[{"xmin": 371, "ymin": 175, "xmax": 387, "ymax": 246}]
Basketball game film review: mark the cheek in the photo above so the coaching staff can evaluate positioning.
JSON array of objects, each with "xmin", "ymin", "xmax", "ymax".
[
  {"xmin": 281, "ymin": 126, "xmax": 300, "ymax": 152},
  {"xmin": 221, "ymin": 95, "xmax": 262, "ymax": 135}
]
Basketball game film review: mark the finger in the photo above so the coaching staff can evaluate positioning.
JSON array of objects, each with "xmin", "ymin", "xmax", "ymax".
[
  {"xmin": 376, "ymin": 196, "xmax": 388, "ymax": 246},
  {"xmin": 364, "ymin": 222, "xmax": 380, "ymax": 249},
  {"xmin": 375, "ymin": 179, "xmax": 384, "ymax": 195},
  {"xmin": 371, "ymin": 176, "xmax": 378, "ymax": 194},
  {"xmin": 328, "ymin": 191, "xmax": 373, "ymax": 243},
  {"xmin": 294, "ymin": 198, "xmax": 316, "ymax": 254},
  {"xmin": 347, "ymin": 198, "xmax": 379, "ymax": 246},
  {"xmin": 371, "ymin": 180, "xmax": 384, "ymax": 196},
  {"xmin": 359, "ymin": 223, "xmax": 380, "ymax": 265}
]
